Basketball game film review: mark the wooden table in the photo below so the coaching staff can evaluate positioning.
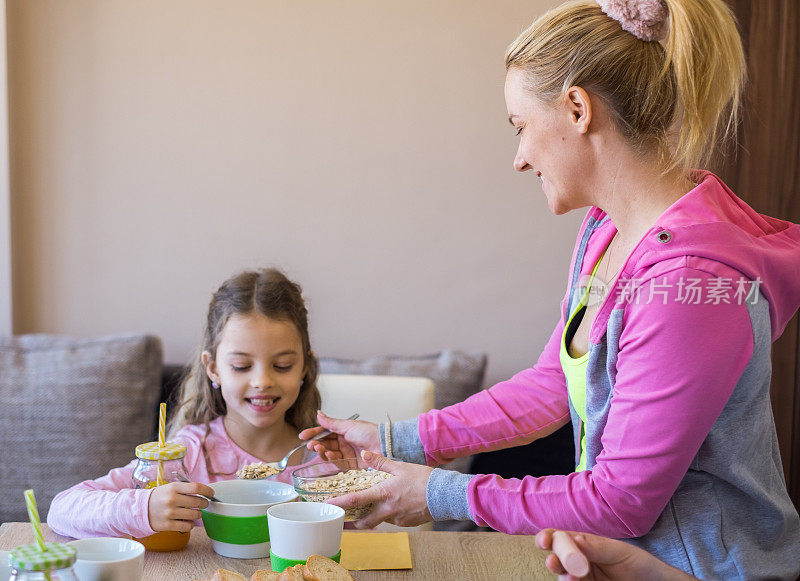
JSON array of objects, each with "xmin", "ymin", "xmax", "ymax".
[{"xmin": 0, "ymin": 523, "xmax": 553, "ymax": 580}]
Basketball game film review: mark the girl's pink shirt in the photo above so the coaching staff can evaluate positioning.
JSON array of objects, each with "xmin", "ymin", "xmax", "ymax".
[{"xmin": 46, "ymin": 416, "xmax": 317, "ymax": 539}]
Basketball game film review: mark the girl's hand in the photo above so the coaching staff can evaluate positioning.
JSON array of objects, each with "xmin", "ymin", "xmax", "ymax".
[
  {"xmin": 147, "ymin": 481, "xmax": 214, "ymax": 533},
  {"xmin": 536, "ymin": 529, "xmax": 695, "ymax": 580},
  {"xmin": 299, "ymin": 412, "xmax": 380, "ymax": 460},
  {"xmin": 326, "ymin": 451, "xmax": 433, "ymax": 529}
]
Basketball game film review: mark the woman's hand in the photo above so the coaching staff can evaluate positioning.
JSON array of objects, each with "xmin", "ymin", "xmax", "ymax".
[
  {"xmin": 299, "ymin": 411, "xmax": 381, "ymax": 460},
  {"xmin": 326, "ymin": 450, "xmax": 433, "ymax": 529},
  {"xmin": 147, "ymin": 481, "xmax": 214, "ymax": 532},
  {"xmin": 536, "ymin": 529, "xmax": 695, "ymax": 580}
]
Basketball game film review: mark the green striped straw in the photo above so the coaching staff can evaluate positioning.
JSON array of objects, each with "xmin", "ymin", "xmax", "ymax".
[
  {"xmin": 24, "ymin": 489, "xmax": 45, "ymax": 552},
  {"xmin": 24, "ymin": 489, "xmax": 52, "ymax": 580}
]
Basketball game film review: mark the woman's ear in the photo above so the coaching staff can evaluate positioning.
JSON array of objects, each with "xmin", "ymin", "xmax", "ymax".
[
  {"xmin": 564, "ymin": 86, "xmax": 592, "ymax": 134},
  {"xmin": 202, "ymin": 351, "xmax": 219, "ymax": 385}
]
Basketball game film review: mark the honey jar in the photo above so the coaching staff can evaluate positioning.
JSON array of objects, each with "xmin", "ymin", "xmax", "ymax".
[{"xmin": 131, "ymin": 441, "xmax": 191, "ymax": 551}]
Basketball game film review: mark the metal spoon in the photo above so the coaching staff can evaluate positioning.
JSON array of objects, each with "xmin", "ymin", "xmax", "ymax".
[
  {"xmin": 240, "ymin": 413, "xmax": 360, "ymax": 478},
  {"xmin": 172, "ymin": 472, "xmax": 221, "ymax": 502},
  {"xmin": 273, "ymin": 412, "xmax": 360, "ymax": 473}
]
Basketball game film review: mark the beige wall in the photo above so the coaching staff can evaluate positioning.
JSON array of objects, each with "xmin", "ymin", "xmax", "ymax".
[
  {"xmin": 6, "ymin": 0, "xmax": 582, "ymax": 387},
  {"xmin": 0, "ymin": 0, "xmax": 10, "ymax": 335}
]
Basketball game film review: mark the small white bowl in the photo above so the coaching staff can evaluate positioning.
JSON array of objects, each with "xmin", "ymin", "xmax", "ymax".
[
  {"xmin": 0, "ymin": 550, "xmax": 10, "ymax": 580},
  {"xmin": 66, "ymin": 537, "xmax": 145, "ymax": 581}
]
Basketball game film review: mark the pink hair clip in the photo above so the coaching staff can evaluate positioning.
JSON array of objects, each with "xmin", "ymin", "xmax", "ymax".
[{"xmin": 595, "ymin": 0, "xmax": 668, "ymax": 42}]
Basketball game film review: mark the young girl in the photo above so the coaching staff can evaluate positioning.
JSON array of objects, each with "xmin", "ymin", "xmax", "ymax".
[{"xmin": 48, "ymin": 268, "xmax": 322, "ymax": 539}]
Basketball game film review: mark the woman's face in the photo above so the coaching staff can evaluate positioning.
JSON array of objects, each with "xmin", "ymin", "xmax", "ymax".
[{"xmin": 504, "ymin": 68, "xmax": 592, "ymax": 215}]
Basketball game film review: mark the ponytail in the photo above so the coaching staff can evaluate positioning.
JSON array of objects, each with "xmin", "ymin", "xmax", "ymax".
[{"xmin": 662, "ymin": 0, "xmax": 746, "ymax": 170}]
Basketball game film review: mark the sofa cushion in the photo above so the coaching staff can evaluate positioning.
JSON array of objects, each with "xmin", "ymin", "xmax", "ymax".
[
  {"xmin": 318, "ymin": 350, "xmax": 487, "ymax": 412},
  {"xmin": 0, "ymin": 333, "xmax": 162, "ymax": 524},
  {"xmin": 318, "ymin": 350, "xmax": 486, "ymax": 472}
]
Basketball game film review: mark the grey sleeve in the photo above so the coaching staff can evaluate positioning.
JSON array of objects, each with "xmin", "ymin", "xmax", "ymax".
[
  {"xmin": 378, "ymin": 418, "xmax": 427, "ymax": 465},
  {"xmin": 378, "ymin": 419, "xmax": 476, "ymax": 522},
  {"xmin": 426, "ymin": 468, "xmax": 476, "ymax": 522}
]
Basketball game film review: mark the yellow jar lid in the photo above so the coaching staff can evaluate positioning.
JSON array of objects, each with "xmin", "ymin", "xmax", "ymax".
[{"xmin": 135, "ymin": 441, "xmax": 186, "ymax": 460}]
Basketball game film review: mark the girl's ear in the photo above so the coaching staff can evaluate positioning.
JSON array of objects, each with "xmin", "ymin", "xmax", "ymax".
[
  {"xmin": 302, "ymin": 349, "xmax": 315, "ymax": 386},
  {"xmin": 564, "ymin": 86, "xmax": 592, "ymax": 134},
  {"xmin": 202, "ymin": 351, "xmax": 219, "ymax": 384}
]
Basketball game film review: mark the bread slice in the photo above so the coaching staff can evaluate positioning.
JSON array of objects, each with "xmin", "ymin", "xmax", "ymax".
[
  {"xmin": 210, "ymin": 569, "xmax": 247, "ymax": 581},
  {"xmin": 278, "ymin": 564, "xmax": 306, "ymax": 581},
  {"xmin": 250, "ymin": 570, "xmax": 282, "ymax": 581},
  {"xmin": 303, "ymin": 555, "xmax": 354, "ymax": 581}
]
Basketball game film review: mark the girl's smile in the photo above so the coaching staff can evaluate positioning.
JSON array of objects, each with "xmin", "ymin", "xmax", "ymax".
[{"xmin": 245, "ymin": 396, "xmax": 280, "ymax": 413}]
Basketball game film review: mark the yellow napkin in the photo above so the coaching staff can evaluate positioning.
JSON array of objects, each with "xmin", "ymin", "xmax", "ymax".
[{"xmin": 339, "ymin": 532, "xmax": 412, "ymax": 571}]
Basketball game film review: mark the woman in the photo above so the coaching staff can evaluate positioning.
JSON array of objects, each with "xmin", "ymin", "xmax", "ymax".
[{"xmin": 302, "ymin": 0, "xmax": 800, "ymax": 578}]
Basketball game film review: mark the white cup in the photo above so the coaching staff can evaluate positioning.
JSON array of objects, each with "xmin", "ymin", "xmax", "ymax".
[
  {"xmin": 267, "ymin": 502, "xmax": 344, "ymax": 564},
  {"xmin": 66, "ymin": 537, "xmax": 144, "ymax": 581}
]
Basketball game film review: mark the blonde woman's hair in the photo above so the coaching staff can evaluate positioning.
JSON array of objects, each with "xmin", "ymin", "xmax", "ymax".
[
  {"xmin": 168, "ymin": 268, "xmax": 321, "ymax": 474},
  {"xmin": 505, "ymin": 0, "xmax": 746, "ymax": 171}
]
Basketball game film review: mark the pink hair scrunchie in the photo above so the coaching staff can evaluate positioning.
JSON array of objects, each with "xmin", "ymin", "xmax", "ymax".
[{"xmin": 595, "ymin": 0, "xmax": 668, "ymax": 41}]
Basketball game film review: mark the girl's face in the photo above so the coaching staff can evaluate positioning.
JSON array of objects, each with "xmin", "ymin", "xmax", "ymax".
[
  {"xmin": 504, "ymin": 68, "xmax": 592, "ymax": 215},
  {"xmin": 205, "ymin": 312, "xmax": 305, "ymax": 433}
]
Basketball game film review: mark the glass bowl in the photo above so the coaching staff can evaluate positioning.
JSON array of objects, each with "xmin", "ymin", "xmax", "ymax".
[{"xmin": 291, "ymin": 457, "xmax": 393, "ymax": 521}]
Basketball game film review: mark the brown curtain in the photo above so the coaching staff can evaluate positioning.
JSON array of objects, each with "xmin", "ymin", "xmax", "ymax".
[{"xmin": 716, "ymin": 0, "xmax": 800, "ymax": 509}]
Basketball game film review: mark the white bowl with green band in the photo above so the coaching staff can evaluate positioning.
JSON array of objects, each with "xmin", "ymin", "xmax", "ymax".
[
  {"xmin": 266, "ymin": 502, "xmax": 344, "ymax": 572},
  {"xmin": 201, "ymin": 479, "xmax": 298, "ymax": 559}
]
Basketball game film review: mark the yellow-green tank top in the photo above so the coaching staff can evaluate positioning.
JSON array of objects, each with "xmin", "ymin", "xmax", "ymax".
[{"xmin": 559, "ymin": 250, "xmax": 606, "ymax": 472}]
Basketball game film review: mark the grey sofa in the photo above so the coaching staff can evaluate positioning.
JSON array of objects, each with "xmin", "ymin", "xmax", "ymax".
[
  {"xmin": 0, "ymin": 334, "xmax": 489, "ymax": 527},
  {"xmin": 0, "ymin": 333, "xmax": 163, "ymax": 525}
]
